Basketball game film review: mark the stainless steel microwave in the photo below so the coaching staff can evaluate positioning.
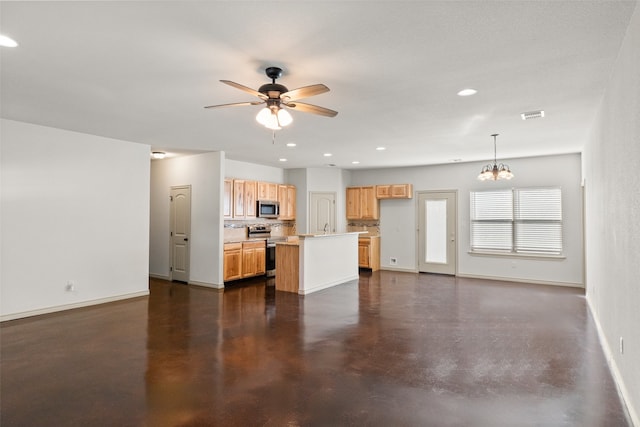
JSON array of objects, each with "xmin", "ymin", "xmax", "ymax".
[{"xmin": 257, "ymin": 200, "xmax": 279, "ymax": 218}]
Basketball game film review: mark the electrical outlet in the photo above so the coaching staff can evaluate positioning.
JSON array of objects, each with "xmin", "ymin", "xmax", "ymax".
[
  {"xmin": 65, "ymin": 281, "xmax": 76, "ymax": 292},
  {"xmin": 620, "ymin": 337, "xmax": 624, "ymax": 354},
  {"xmin": 390, "ymin": 257, "xmax": 398, "ymax": 265}
]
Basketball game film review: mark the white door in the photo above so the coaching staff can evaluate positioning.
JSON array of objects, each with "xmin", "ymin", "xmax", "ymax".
[
  {"xmin": 309, "ymin": 192, "xmax": 336, "ymax": 234},
  {"xmin": 418, "ymin": 191, "xmax": 457, "ymax": 275},
  {"xmin": 170, "ymin": 185, "xmax": 191, "ymax": 282}
]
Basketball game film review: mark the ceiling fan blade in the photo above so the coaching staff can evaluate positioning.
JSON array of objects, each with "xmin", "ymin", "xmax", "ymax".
[
  {"xmin": 280, "ymin": 84, "xmax": 329, "ymax": 102},
  {"xmin": 285, "ymin": 101, "xmax": 338, "ymax": 117},
  {"xmin": 204, "ymin": 101, "xmax": 264, "ymax": 109},
  {"xmin": 220, "ymin": 80, "xmax": 268, "ymax": 99}
]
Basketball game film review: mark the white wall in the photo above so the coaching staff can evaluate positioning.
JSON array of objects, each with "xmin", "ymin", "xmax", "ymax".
[
  {"xmin": 150, "ymin": 152, "xmax": 224, "ymax": 287},
  {"xmin": 583, "ymin": 3, "xmax": 640, "ymax": 424},
  {"xmin": 1, "ymin": 119, "xmax": 150, "ymax": 320},
  {"xmin": 226, "ymin": 158, "xmax": 284, "ymax": 183},
  {"xmin": 351, "ymin": 153, "xmax": 584, "ymax": 286}
]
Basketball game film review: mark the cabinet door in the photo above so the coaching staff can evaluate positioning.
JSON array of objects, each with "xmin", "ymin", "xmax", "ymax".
[
  {"xmin": 223, "ymin": 246, "xmax": 242, "ymax": 281},
  {"xmin": 346, "ymin": 187, "xmax": 361, "ymax": 219},
  {"xmin": 391, "ymin": 184, "xmax": 413, "ymax": 199},
  {"xmin": 361, "ymin": 186, "xmax": 379, "ymax": 219},
  {"xmin": 286, "ymin": 186, "xmax": 296, "ymax": 220},
  {"xmin": 358, "ymin": 241, "xmax": 370, "ymax": 268},
  {"xmin": 233, "ymin": 180, "xmax": 245, "ymax": 218},
  {"xmin": 278, "ymin": 185, "xmax": 288, "ymax": 219},
  {"xmin": 242, "ymin": 247, "xmax": 256, "ymax": 277},
  {"xmin": 258, "ymin": 182, "xmax": 278, "ymax": 201},
  {"xmin": 245, "ymin": 180, "xmax": 257, "ymax": 218},
  {"xmin": 255, "ymin": 247, "xmax": 266, "ymax": 275},
  {"xmin": 376, "ymin": 185, "xmax": 391, "ymax": 199},
  {"xmin": 223, "ymin": 179, "xmax": 233, "ymax": 218}
]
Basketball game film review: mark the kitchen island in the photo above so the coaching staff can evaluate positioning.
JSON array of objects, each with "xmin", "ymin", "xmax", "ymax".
[{"xmin": 275, "ymin": 232, "xmax": 361, "ymax": 295}]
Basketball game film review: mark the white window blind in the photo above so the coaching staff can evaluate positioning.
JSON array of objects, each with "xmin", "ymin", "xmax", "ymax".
[{"xmin": 470, "ymin": 187, "xmax": 562, "ymax": 254}]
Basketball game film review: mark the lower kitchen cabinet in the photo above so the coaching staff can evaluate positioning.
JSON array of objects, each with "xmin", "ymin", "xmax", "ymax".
[
  {"xmin": 224, "ymin": 241, "xmax": 266, "ymax": 282},
  {"xmin": 358, "ymin": 236, "xmax": 380, "ymax": 271}
]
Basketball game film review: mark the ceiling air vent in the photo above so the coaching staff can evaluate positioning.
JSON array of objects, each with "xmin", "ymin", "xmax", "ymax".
[{"xmin": 521, "ymin": 110, "xmax": 545, "ymax": 120}]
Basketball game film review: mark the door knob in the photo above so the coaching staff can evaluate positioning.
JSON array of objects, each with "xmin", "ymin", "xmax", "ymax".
[{"xmin": 184, "ymin": 238, "xmax": 189, "ymax": 242}]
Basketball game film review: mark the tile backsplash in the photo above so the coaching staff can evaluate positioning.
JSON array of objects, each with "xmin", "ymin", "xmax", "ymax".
[{"xmin": 347, "ymin": 221, "xmax": 380, "ymax": 236}]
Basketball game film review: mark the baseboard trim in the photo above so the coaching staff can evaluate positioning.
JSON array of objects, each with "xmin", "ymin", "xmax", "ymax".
[
  {"xmin": 149, "ymin": 273, "xmax": 170, "ymax": 281},
  {"xmin": 587, "ymin": 298, "xmax": 639, "ymax": 427},
  {"xmin": 456, "ymin": 273, "xmax": 584, "ymax": 289},
  {"xmin": 1, "ymin": 290, "xmax": 150, "ymax": 322},
  {"xmin": 379, "ymin": 266, "xmax": 419, "ymax": 273},
  {"xmin": 189, "ymin": 280, "xmax": 224, "ymax": 290}
]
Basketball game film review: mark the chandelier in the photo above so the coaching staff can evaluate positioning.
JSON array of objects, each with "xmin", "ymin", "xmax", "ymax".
[{"xmin": 477, "ymin": 133, "xmax": 514, "ymax": 181}]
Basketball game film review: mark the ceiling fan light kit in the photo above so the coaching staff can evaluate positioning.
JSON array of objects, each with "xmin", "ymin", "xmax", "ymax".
[
  {"xmin": 477, "ymin": 134, "xmax": 514, "ymax": 181},
  {"xmin": 205, "ymin": 66, "xmax": 337, "ymax": 131}
]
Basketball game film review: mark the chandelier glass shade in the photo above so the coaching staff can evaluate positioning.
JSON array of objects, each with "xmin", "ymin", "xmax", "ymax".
[
  {"xmin": 256, "ymin": 106, "xmax": 292, "ymax": 130},
  {"xmin": 477, "ymin": 134, "xmax": 514, "ymax": 181}
]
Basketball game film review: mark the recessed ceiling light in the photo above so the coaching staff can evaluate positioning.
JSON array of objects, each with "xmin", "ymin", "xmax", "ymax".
[
  {"xmin": 323, "ymin": 153, "xmax": 332, "ymax": 157},
  {"xmin": 450, "ymin": 158, "xmax": 463, "ymax": 163},
  {"xmin": 286, "ymin": 143, "xmax": 297, "ymax": 147},
  {"xmin": 521, "ymin": 110, "xmax": 545, "ymax": 120},
  {"xmin": 457, "ymin": 88, "xmax": 477, "ymax": 97},
  {"xmin": 279, "ymin": 158, "xmax": 287, "ymax": 162},
  {"xmin": 325, "ymin": 163, "xmax": 336, "ymax": 167},
  {"xmin": 352, "ymin": 161, "xmax": 360, "ymax": 165},
  {"xmin": 0, "ymin": 35, "xmax": 18, "ymax": 48},
  {"xmin": 376, "ymin": 147, "xmax": 386, "ymax": 151},
  {"xmin": 151, "ymin": 151, "xmax": 166, "ymax": 159}
]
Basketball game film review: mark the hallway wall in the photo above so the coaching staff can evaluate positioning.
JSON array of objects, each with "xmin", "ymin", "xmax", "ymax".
[
  {"xmin": 1, "ymin": 119, "xmax": 150, "ymax": 320},
  {"xmin": 583, "ymin": 2, "xmax": 640, "ymax": 424}
]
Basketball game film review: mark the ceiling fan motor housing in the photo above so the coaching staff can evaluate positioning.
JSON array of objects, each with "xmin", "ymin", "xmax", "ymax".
[{"xmin": 258, "ymin": 83, "xmax": 288, "ymax": 99}]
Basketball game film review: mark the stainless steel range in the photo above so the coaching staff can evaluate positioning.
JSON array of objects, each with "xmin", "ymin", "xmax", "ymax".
[{"xmin": 247, "ymin": 225, "xmax": 286, "ymax": 277}]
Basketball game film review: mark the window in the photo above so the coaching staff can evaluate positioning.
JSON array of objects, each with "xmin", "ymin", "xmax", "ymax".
[{"xmin": 470, "ymin": 187, "xmax": 562, "ymax": 255}]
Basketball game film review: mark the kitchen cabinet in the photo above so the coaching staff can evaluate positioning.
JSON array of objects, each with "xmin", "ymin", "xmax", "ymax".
[
  {"xmin": 376, "ymin": 184, "xmax": 413, "ymax": 199},
  {"xmin": 278, "ymin": 184, "xmax": 296, "ymax": 220},
  {"xmin": 242, "ymin": 240, "xmax": 266, "ymax": 278},
  {"xmin": 224, "ymin": 240, "xmax": 266, "ymax": 282},
  {"xmin": 258, "ymin": 181, "xmax": 278, "ymax": 201},
  {"xmin": 358, "ymin": 236, "xmax": 380, "ymax": 271},
  {"xmin": 231, "ymin": 179, "xmax": 257, "ymax": 219},
  {"xmin": 346, "ymin": 186, "xmax": 379, "ymax": 220},
  {"xmin": 223, "ymin": 242, "xmax": 243, "ymax": 281},
  {"xmin": 223, "ymin": 179, "xmax": 233, "ymax": 218}
]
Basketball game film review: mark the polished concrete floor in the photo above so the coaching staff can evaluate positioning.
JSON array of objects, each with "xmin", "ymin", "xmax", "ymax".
[{"xmin": 1, "ymin": 272, "xmax": 631, "ymax": 426}]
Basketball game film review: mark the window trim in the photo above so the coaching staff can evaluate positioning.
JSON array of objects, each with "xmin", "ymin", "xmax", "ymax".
[{"xmin": 470, "ymin": 186, "xmax": 563, "ymax": 257}]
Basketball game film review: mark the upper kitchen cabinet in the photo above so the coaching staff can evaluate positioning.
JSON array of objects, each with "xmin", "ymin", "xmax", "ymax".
[
  {"xmin": 223, "ymin": 179, "xmax": 233, "ymax": 219},
  {"xmin": 376, "ymin": 184, "xmax": 413, "ymax": 199},
  {"xmin": 278, "ymin": 184, "xmax": 296, "ymax": 220},
  {"xmin": 346, "ymin": 186, "xmax": 379, "ymax": 220},
  {"xmin": 258, "ymin": 181, "xmax": 278, "ymax": 201},
  {"xmin": 231, "ymin": 179, "xmax": 257, "ymax": 219}
]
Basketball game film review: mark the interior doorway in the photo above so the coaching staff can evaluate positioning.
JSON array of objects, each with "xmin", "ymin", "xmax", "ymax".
[
  {"xmin": 309, "ymin": 192, "xmax": 336, "ymax": 234},
  {"xmin": 417, "ymin": 191, "xmax": 457, "ymax": 275},
  {"xmin": 170, "ymin": 185, "xmax": 191, "ymax": 282}
]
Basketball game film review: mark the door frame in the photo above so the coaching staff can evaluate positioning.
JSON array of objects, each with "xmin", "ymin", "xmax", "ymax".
[
  {"xmin": 169, "ymin": 185, "xmax": 191, "ymax": 282},
  {"xmin": 416, "ymin": 190, "xmax": 458, "ymax": 275}
]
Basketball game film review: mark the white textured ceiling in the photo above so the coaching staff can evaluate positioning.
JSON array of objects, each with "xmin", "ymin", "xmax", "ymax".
[{"xmin": 1, "ymin": 1, "xmax": 636, "ymax": 169}]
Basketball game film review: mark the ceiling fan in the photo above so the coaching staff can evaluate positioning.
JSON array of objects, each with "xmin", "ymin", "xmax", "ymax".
[{"xmin": 204, "ymin": 67, "xmax": 338, "ymax": 130}]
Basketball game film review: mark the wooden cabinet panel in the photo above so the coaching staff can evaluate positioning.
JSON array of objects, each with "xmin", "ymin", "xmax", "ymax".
[
  {"xmin": 376, "ymin": 184, "xmax": 413, "ymax": 199},
  {"xmin": 233, "ymin": 180, "xmax": 245, "ymax": 218},
  {"xmin": 223, "ymin": 243, "xmax": 242, "ymax": 281},
  {"xmin": 223, "ymin": 179, "xmax": 233, "ymax": 218},
  {"xmin": 257, "ymin": 182, "xmax": 278, "ymax": 201},
  {"xmin": 346, "ymin": 187, "xmax": 361, "ymax": 219},
  {"xmin": 242, "ymin": 240, "xmax": 265, "ymax": 278},
  {"xmin": 358, "ymin": 237, "xmax": 380, "ymax": 271},
  {"xmin": 278, "ymin": 184, "xmax": 296, "ymax": 220},
  {"xmin": 361, "ymin": 186, "xmax": 378, "ymax": 219},
  {"xmin": 346, "ymin": 186, "xmax": 378, "ymax": 219},
  {"xmin": 245, "ymin": 180, "xmax": 257, "ymax": 218}
]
